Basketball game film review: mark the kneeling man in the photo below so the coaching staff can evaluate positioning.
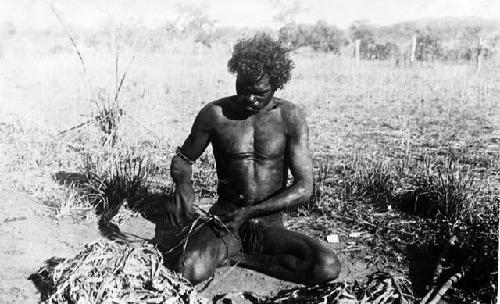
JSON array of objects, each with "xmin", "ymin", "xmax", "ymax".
[{"xmin": 164, "ymin": 33, "xmax": 341, "ymax": 285}]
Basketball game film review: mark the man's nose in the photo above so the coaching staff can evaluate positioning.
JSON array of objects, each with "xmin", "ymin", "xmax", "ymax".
[{"xmin": 244, "ymin": 94, "xmax": 256, "ymax": 102}]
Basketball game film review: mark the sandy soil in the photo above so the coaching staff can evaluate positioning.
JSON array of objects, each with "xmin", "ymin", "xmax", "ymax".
[
  {"xmin": 0, "ymin": 188, "xmax": 374, "ymax": 304},
  {"xmin": 0, "ymin": 189, "xmax": 102, "ymax": 303}
]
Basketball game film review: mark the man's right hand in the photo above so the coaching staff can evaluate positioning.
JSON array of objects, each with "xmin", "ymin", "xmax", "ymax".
[{"xmin": 166, "ymin": 184, "xmax": 195, "ymax": 228}]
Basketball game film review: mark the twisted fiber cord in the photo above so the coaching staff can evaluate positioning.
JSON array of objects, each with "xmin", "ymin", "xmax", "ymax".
[{"xmin": 239, "ymin": 219, "xmax": 264, "ymax": 255}]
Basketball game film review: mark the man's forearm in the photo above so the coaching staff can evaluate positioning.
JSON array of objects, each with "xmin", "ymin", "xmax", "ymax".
[
  {"xmin": 170, "ymin": 155, "xmax": 196, "ymax": 221},
  {"xmin": 246, "ymin": 181, "xmax": 312, "ymax": 218}
]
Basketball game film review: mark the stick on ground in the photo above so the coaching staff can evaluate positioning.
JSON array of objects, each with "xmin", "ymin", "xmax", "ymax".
[
  {"xmin": 419, "ymin": 235, "xmax": 458, "ymax": 304},
  {"xmin": 426, "ymin": 266, "xmax": 467, "ymax": 304}
]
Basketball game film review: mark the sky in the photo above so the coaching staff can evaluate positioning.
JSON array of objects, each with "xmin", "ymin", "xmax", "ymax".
[{"xmin": 0, "ymin": 0, "xmax": 499, "ymax": 31}]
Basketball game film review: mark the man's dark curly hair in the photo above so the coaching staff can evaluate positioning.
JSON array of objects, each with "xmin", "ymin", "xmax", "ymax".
[{"xmin": 227, "ymin": 33, "xmax": 294, "ymax": 90}]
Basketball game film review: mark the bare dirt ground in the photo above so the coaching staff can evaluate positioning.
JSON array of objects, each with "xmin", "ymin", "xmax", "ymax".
[
  {"xmin": 0, "ymin": 189, "xmax": 99, "ymax": 303},
  {"xmin": 0, "ymin": 186, "xmax": 376, "ymax": 303}
]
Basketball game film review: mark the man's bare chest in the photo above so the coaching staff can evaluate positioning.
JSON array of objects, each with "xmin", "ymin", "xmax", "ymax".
[{"xmin": 212, "ymin": 112, "xmax": 286, "ymax": 158}]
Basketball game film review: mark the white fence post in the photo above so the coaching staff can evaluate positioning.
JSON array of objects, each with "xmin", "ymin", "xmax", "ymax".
[
  {"xmin": 354, "ymin": 39, "xmax": 360, "ymax": 64},
  {"xmin": 410, "ymin": 34, "xmax": 417, "ymax": 65},
  {"xmin": 476, "ymin": 37, "xmax": 483, "ymax": 72}
]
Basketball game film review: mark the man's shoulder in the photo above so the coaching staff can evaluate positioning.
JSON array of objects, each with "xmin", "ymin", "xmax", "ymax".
[
  {"xmin": 203, "ymin": 96, "xmax": 234, "ymax": 111},
  {"xmin": 197, "ymin": 97, "xmax": 232, "ymax": 118},
  {"xmin": 274, "ymin": 98, "xmax": 306, "ymax": 121}
]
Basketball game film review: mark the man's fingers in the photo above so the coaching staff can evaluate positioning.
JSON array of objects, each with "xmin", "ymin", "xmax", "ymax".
[{"xmin": 174, "ymin": 194, "xmax": 182, "ymax": 225}]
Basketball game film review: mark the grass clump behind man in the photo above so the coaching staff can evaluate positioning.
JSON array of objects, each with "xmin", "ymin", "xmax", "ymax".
[{"xmin": 162, "ymin": 33, "xmax": 341, "ymax": 285}]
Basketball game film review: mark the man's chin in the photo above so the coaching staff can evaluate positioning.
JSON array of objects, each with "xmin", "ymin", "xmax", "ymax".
[{"xmin": 245, "ymin": 106, "xmax": 260, "ymax": 113}]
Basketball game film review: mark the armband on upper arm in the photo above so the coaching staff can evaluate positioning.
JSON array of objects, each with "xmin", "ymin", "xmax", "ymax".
[{"xmin": 176, "ymin": 147, "xmax": 195, "ymax": 165}]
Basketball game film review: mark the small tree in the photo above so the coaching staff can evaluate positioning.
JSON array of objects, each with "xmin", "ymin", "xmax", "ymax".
[
  {"xmin": 365, "ymin": 42, "xmax": 399, "ymax": 60},
  {"xmin": 416, "ymin": 34, "xmax": 442, "ymax": 61},
  {"xmin": 349, "ymin": 20, "xmax": 376, "ymax": 59},
  {"xmin": 308, "ymin": 20, "xmax": 344, "ymax": 53},
  {"xmin": 279, "ymin": 23, "xmax": 299, "ymax": 48}
]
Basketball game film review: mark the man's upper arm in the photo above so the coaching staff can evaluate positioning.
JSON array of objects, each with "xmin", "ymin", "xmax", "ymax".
[
  {"xmin": 286, "ymin": 105, "xmax": 313, "ymax": 188},
  {"xmin": 178, "ymin": 104, "xmax": 214, "ymax": 161}
]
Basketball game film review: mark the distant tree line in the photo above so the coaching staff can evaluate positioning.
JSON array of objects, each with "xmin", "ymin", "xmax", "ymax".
[
  {"xmin": 30, "ymin": 11, "xmax": 499, "ymax": 64},
  {"xmin": 278, "ymin": 19, "xmax": 499, "ymax": 62},
  {"xmin": 278, "ymin": 21, "xmax": 346, "ymax": 53}
]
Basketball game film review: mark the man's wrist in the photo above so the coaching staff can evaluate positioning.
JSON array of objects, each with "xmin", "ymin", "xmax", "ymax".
[
  {"xmin": 243, "ymin": 205, "xmax": 259, "ymax": 219},
  {"xmin": 175, "ymin": 147, "xmax": 195, "ymax": 165}
]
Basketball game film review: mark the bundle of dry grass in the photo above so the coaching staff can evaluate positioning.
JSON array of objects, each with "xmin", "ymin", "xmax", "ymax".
[
  {"xmin": 267, "ymin": 271, "xmax": 415, "ymax": 304},
  {"xmin": 33, "ymin": 239, "xmax": 208, "ymax": 304}
]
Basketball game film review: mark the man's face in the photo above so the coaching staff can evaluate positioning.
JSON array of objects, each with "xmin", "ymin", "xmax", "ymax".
[{"xmin": 235, "ymin": 73, "xmax": 275, "ymax": 113}]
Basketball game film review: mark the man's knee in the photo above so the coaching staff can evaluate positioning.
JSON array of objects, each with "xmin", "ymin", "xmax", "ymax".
[
  {"xmin": 178, "ymin": 250, "xmax": 215, "ymax": 284},
  {"xmin": 309, "ymin": 250, "xmax": 341, "ymax": 284}
]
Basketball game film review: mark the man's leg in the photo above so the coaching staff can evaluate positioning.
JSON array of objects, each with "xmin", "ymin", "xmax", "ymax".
[
  {"xmin": 235, "ymin": 226, "xmax": 341, "ymax": 285},
  {"xmin": 157, "ymin": 221, "xmax": 241, "ymax": 284}
]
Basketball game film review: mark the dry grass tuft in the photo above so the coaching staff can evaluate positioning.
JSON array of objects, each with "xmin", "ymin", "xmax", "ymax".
[
  {"xmin": 347, "ymin": 159, "xmax": 395, "ymax": 206},
  {"xmin": 396, "ymin": 157, "xmax": 479, "ymax": 219},
  {"xmin": 92, "ymin": 88, "xmax": 125, "ymax": 146},
  {"xmin": 84, "ymin": 145, "xmax": 152, "ymax": 222}
]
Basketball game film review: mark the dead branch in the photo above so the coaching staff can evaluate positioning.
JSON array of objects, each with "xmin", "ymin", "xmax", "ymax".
[
  {"xmin": 114, "ymin": 55, "xmax": 136, "ymax": 103},
  {"xmin": 419, "ymin": 235, "xmax": 458, "ymax": 304},
  {"xmin": 58, "ymin": 119, "xmax": 93, "ymax": 135},
  {"xmin": 426, "ymin": 266, "xmax": 467, "ymax": 304},
  {"xmin": 419, "ymin": 286, "xmax": 436, "ymax": 304}
]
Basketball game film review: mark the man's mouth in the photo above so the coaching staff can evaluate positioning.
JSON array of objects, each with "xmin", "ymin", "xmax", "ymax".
[{"xmin": 242, "ymin": 98, "xmax": 258, "ymax": 107}]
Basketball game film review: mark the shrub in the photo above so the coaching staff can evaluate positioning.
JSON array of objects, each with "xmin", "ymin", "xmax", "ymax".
[
  {"xmin": 84, "ymin": 146, "xmax": 151, "ymax": 222},
  {"xmin": 416, "ymin": 34, "xmax": 442, "ymax": 61},
  {"xmin": 333, "ymin": 159, "xmax": 395, "ymax": 206},
  {"xmin": 396, "ymin": 158, "xmax": 477, "ymax": 220}
]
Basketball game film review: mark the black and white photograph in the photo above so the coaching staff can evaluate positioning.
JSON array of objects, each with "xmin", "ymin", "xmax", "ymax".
[{"xmin": 0, "ymin": 0, "xmax": 498, "ymax": 303}]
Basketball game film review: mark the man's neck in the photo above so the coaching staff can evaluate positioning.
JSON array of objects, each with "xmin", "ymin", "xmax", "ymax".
[{"xmin": 235, "ymin": 97, "xmax": 276, "ymax": 115}]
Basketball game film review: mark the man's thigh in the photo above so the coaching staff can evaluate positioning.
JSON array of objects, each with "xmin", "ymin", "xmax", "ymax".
[
  {"xmin": 260, "ymin": 225, "xmax": 331, "ymax": 259},
  {"xmin": 158, "ymin": 221, "xmax": 242, "ymax": 270}
]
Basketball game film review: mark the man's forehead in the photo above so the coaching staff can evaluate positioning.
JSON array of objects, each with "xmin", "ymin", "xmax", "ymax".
[{"xmin": 237, "ymin": 73, "xmax": 271, "ymax": 89}]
